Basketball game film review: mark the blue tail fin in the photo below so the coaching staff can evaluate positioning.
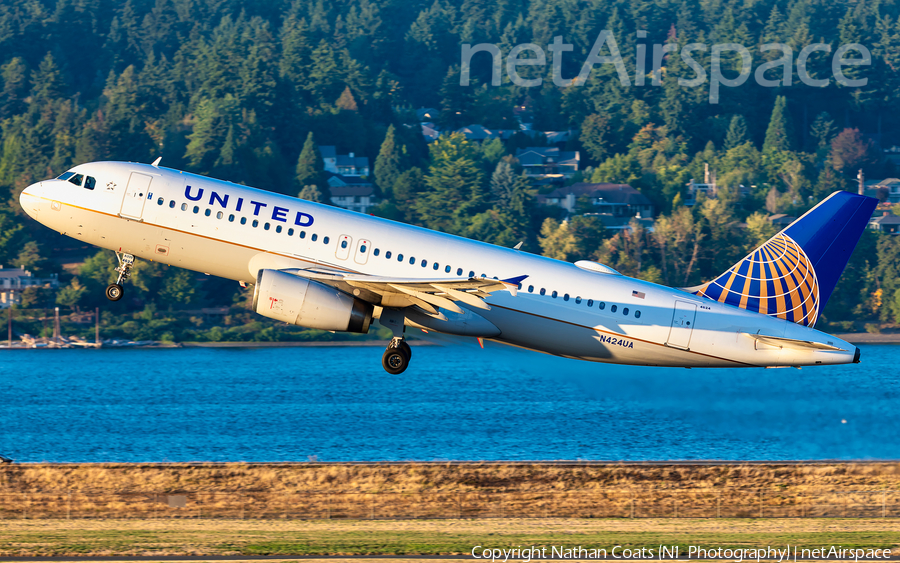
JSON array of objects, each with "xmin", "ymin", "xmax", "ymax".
[{"xmin": 691, "ymin": 191, "xmax": 877, "ymax": 326}]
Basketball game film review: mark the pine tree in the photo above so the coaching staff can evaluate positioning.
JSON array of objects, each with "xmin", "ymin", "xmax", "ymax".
[
  {"xmin": 724, "ymin": 115, "xmax": 749, "ymax": 149},
  {"xmin": 374, "ymin": 125, "xmax": 402, "ymax": 197},
  {"xmin": 762, "ymin": 96, "xmax": 794, "ymax": 153},
  {"xmin": 299, "ymin": 184, "xmax": 326, "ymax": 203},
  {"xmin": 1, "ymin": 58, "xmax": 27, "ymax": 118},
  {"xmin": 295, "ymin": 132, "xmax": 326, "ymax": 190},
  {"xmin": 29, "ymin": 53, "xmax": 62, "ymax": 102},
  {"xmin": 335, "ymin": 86, "xmax": 359, "ymax": 111},
  {"xmin": 580, "ymin": 114, "xmax": 611, "ymax": 161}
]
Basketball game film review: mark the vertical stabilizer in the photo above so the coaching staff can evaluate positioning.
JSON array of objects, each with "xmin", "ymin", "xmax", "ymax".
[{"xmin": 691, "ymin": 191, "xmax": 877, "ymax": 326}]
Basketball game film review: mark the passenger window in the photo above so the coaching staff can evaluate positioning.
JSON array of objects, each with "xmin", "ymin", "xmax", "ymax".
[
  {"xmin": 623, "ymin": 307, "xmax": 629, "ymax": 315},
  {"xmin": 563, "ymin": 294, "xmax": 569, "ymax": 301},
  {"xmin": 397, "ymin": 254, "xmax": 403, "ymax": 261},
  {"xmin": 216, "ymin": 211, "xmax": 222, "ymax": 219},
  {"xmin": 299, "ymin": 231, "xmax": 306, "ymax": 238},
  {"xmin": 252, "ymin": 219, "xmax": 259, "ymax": 227},
  {"xmin": 599, "ymin": 302, "xmax": 605, "ymax": 310},
  {"xmin": 169, "ymin": 200, "xmax": 175, "ymax": 208},
  {"xmin": 444, "ymin": 265, "xmax": 451, "ymax": 273},
  {"xmin": 468, "ymin": 271, "xmax": 475, "ymax": 277},
  {"xmin": 420, "ymin": 259, "xmax": 426, "ymax": 267},
  {"xmin": 635, "ymin": 310, "xmax": 641, "ymax": 319},
  {"xmin": 240, "ymin": 217, "xmax": 247, "ymax": 225},
  {"xmin": 323, "ymin": 236, "xmax": 329, "ymax": 244},
  {"xmin": 68, "ymin": 173, "xmax": 84, "ymax": 186},
  {"xmin": 540, "ymin": 288, "xmax": 546, "ymax": 295},
  {"xmin": 341, "ymin": 240, "xmax": 348, "ymax": 249},
  {"xmin": 181, "ymin": 203, "xmax": 188, "ymax": 211},
  {"xmin": 204, "ymin": 209, "xmax": 211, "ymax": 216},
  {"xmin": 552, "ymin": 291, "xmax": 558, "ymax": 298},
  {"xmin": 57, "ymin": 172, "xmax": 75, "ymax": 181},
  {"xmin": 374, "ymin": 248, "xmax": 380, "ymax": 256},
  {"xmin": 457, "ymin": 268, "xmax": 463, "ymax": 276},
  {"xmin": 385, "ymin": 251, "xmax": 391, "ymax": 259},
  {"xmin": 264, "ymin": 222, "xmax": 270, "ymax": 230},
  {"xmin": 157, "ymin": 197, "xmax": 164, "ymax": 205},
  {"xmin": 575, "ymin": 297, "xmax": 582, "ymax": 304},
  {"xmin": 360, "ymin": 245, "xmax": 367, "ymax": 253},
  {"xmin": 528, "ymin": 285, "xmax": 534, "ymax": 293},
  {"xmin": 193, "ymin": 206, "xmax": 200, "ymax": 214},
  {"xmin": 409, "ymin": 257, "xmax": 415, "ymax": 265},
  {"xmin": 311, "ymin": 233, "xmax": 317, "ymax": 241},
  {"xmin": 288, "ymin": 228, "xmax": 294, "ymax": 235},
  {"xmin": 84, "ymin": 176, "xmax": 96, "ymax": 190},
  {"xmin": 611, "ymin": 304, "xmax": 617, "ymax": 313},
  {"xmin": 587, "ymin": 299, "xmax": 593, "ymax": 307},
  {"xmin": 229, "ymin": 214, "xmax": 235, "ymax": 222}
]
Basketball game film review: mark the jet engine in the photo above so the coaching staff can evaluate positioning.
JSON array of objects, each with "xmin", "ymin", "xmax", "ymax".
[{"xmin": 252, "ymin": 269, "xmax": 372, "ymax": 333}]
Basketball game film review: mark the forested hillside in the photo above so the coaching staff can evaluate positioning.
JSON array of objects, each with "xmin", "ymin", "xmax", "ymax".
[{"xmin": 2, "ymin": 0, "xmax": 900, "ymax": 340}]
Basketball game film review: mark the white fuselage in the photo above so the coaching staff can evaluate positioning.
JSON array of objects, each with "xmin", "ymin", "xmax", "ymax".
[{"xmin": 20, "ymin": 161, "xmax": 858, "ymax": 368}]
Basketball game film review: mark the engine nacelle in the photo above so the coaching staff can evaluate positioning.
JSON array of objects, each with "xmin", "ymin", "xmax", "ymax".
[{"xmin": 252, "ymin": 269, "xmax": 372, "ymax": 333}]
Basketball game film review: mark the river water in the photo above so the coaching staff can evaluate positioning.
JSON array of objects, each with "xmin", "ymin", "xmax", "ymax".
[{"xmin": 1, "ymin": 342, "xmax": 898, "ymax": 462}]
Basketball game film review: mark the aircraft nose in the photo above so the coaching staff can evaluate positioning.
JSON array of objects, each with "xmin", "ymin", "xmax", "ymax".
[{"xmin": 19, "ymin": 182, "xmax": 42, "ymax": 219}]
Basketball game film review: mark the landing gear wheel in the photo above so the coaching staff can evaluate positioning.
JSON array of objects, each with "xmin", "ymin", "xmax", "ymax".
[
  {"xmin": 398, "ymin": 340, "xmax": 411, "ymax": 360},
  {"xmin": 382, "ymin": 345, "xmax": 410, "ymax": 375},
  {"xmin": 105, "ymin": 283, "xmax": 124, "ymax": 301}
]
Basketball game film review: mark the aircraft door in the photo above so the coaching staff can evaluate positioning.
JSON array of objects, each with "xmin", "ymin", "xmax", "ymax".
[
  {"xmin": 119, "ymin": 172, "xmax": 153, "ymax": 220},
  {"xmin": 354, "ymin": 239, "xmax": 371, "ymax": 265},
  {"xmin": 335, "ymin": 235, "xmax": 352, "ymax": 260},
  {"xmin": 666, "ymin": 300, "xmax": 697, "ymax": 350}
]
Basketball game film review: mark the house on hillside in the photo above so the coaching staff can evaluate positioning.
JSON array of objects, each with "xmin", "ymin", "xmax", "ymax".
[
  {"xmin": 869, "ymin": 210, "xmax": 900, "ymax": 234},
  {"xmin": 0, "ymin": 266, "xmax": 59, "ymax": 309},
  {"xmin": 327, "ymin": 175, "xmax": 378, "ymax": 214},
  {"xmin": 319, "ymin": 146, "xmax": 370, "ymax": 177},
  {"xmin": 865, "ymin": 178, "xmax": 900, "ymax": 204},
  {"xmin": 515, "ymin": 147, "xmax": 580, "ymax": 178},
  {"xmin": 538, "ymin": 183, "xmax": 655, "ymax": 229},
  {"xmin": 454, "ymin": 124, "xmax": 498, "ymax": 142}
]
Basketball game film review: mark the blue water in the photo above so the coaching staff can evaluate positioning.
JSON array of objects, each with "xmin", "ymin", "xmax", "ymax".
[{"xmin": 1, "ymin": 342, "xmax": 898, "ymax": 462}]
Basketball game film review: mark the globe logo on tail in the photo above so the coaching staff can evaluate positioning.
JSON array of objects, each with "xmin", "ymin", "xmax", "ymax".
[{"xmin": 693, "ymin": 233, "xmax": 820, "ymax": 326}]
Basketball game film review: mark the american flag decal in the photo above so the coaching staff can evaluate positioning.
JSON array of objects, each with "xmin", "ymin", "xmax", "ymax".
[{"xmin": 632, "ymin": 290, "xmax": 646, "ymax": 299}]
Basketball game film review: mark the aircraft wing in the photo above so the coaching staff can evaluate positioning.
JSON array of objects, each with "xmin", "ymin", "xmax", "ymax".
[{"xmin": 279, "ymin": 268, "xmax": 526, "ymax": 318}]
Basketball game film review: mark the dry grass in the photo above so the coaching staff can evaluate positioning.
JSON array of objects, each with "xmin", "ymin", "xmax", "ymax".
[
  {"xmin": 2, "ymin": 463, "xmax": 900, "ymax": 520},
  {"xmin": 4, "ymin": 462, "xmax": 900, "ymax": 494}
]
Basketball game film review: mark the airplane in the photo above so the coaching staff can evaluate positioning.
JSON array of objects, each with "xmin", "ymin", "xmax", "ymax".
[{"xmin": 19, "ymin": 160, "xmax": 877, "ymax": 374}]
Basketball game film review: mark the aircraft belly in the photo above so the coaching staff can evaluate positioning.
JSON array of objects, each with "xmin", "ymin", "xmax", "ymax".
[{"xmin": 480, "ymin": 303, "xmax": 730, "ymax": 367}]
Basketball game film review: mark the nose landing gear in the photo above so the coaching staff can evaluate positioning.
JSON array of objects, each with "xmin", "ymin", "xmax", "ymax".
[
  {"xmin": 382, "ymin": 337, "xmax": 412, "ymax": 374},
  {"xmin": 106, "ymin": 252, "xmax": 135, "ymax": 302}
]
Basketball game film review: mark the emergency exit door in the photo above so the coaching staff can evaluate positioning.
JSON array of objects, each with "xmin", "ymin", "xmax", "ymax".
[
  {"xmin": 120, "ymin": 172, "xmax": 153, "ymax": 220},
  {"xmin": 666, "ymin": 301, "xmax": 697, "ymax": 350}
]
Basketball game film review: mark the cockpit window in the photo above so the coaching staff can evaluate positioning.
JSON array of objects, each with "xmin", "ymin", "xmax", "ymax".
[
  {"xmin": 84, "ymin": 176, "xmax": 96, "ymax": 190},
  {"xmin": 68, "ymin": 173, "xmax": 84, "ymax": 186},
  {"xmin": 57, "ymin": 172, "xmax": 75, "ymax": 181}
]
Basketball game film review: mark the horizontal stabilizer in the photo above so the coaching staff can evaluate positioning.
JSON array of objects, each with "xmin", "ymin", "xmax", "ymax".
[{"xmin": 744, "ymin": 333, "xmax": 846, "ymax": 352}]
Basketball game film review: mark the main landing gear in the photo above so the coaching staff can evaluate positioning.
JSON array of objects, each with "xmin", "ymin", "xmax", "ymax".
[
  {"xmin": 105, "ymin": 252, "xmax": 135, "ymax": 302},
  {"xmin": 382, "ymin": 337, "xmax": 412, "ymax": 375}
]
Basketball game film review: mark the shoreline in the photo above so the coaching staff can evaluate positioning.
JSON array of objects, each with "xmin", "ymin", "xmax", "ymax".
[{"xmin": 2, "ymin": 333, "xmax": 897, "ymax": 349}]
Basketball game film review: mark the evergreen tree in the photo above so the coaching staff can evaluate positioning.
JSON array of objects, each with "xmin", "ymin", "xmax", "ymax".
[
  {"xmin": 299, "ymin": 184, "xmax": 326, "ymax": 203},
  {"xmin": 580, "ymin": 114, "xmax": 611, "ymax": 162},
  {"xmin": 295, "ymin": 132, "xmax": 327, "ymax": 191},
  {"xmin": 724, "ymin": 115, "xmax": 749, "ymax": 150},
  {"xmin": 374, "ymin": 125, "xmax": 402, "ymax": 198},
  {"xmin": 762, "ymin": 96, "xmax": 794, "ymax": 154},
  {"xmin": 29, "ymin": 53, "xmax": 63, "ymax": 102},
  {"xmin": 1, "ymin": 58, "xmax": 27, "ymax": 118}
]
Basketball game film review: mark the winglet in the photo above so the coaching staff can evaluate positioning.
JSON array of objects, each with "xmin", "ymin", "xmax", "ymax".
[
  {"xmin": 151, "ymin": 157, "xmax": 162, "ymax": 167},
  {"xmin": 501, "ymin": 275, "xmax": 528, "ymax": 297}
]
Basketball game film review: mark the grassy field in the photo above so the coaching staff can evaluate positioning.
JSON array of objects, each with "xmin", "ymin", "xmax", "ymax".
[{"xmin": 1, "ymin": 518, "xmax": 899, "ymax": 557}]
